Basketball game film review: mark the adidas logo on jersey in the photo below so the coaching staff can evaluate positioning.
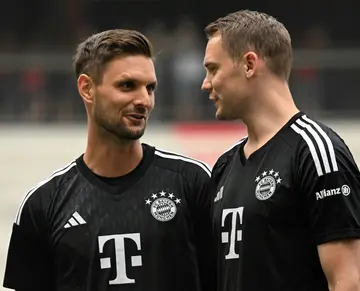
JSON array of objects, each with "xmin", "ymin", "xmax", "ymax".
[
  {"xmin": 315, "ymin": 185, "xmax": 351, "ymax": 200},
  {"xmin": 214, "ymin": 186, "xmax": 224, "ymax": 202},
  {"xmin": 64, "ymin": 211, "xmax": 87, "ymax": 228}
]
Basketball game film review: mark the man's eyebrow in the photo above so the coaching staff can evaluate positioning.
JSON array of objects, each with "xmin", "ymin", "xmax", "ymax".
[
  {"xmin": 115, "ymin": 77, "xmax": 157, "ymax": 85},
  {"xmin": 148, "ymin": 80, "xmax": 158, "ymax": 87},
  {"xmin": 204, "ymin": 61, "xmax": 217, "ymax": 68}
]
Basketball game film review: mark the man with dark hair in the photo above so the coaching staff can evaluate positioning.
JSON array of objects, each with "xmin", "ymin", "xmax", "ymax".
[
  {"xmin": 202, "ymin": 10, "xmax": 360, "ymax": 291},
  {"xmin": 3, "ymin": 29, "xmax": 215, "ymax": 291}
]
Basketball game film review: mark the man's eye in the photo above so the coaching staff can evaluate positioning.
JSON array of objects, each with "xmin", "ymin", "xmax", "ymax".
[
  {"xmin": 208, "ymin": 66, "xmax": 218, "ymax": 74},
  {"xmin": 147, "ymin": 84, "xmax": 157, "ymax": 93},
  {"xmin": 118, "ymin": 81, "xmax": 135, "ymax": 90}
]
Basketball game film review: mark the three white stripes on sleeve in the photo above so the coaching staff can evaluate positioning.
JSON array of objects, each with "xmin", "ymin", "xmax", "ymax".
[{"xmin": 291, "ymin": 115, "xmax": 338, "ymax": 177}]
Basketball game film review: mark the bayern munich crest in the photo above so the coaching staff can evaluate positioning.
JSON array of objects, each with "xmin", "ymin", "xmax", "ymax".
[
  {"xmin": 145, "ymin": 191, "xmax": 181, "ymax": 222},
  {"xmin": 254, "ymin": 169, "xmax": 282, "ymax": 200}
]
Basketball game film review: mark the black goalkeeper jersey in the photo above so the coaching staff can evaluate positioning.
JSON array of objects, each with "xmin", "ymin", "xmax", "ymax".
[
  {"xmin": 211, "ymin": 112, "xmax": 360, "ymax": 291},
  {"xmin": 3, "ymin": 144, "xmax": 215, "ymax": 291}
]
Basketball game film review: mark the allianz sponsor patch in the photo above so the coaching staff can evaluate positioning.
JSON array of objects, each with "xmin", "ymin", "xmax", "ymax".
[{"xmin": 315, "ymin": 185, "xmax": 351, "ymax": 200}]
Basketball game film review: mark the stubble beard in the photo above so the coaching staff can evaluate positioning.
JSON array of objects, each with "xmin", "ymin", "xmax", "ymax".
[{"xmin": 93, "ymin": 102, "xmax": 147, "ymax": 143}]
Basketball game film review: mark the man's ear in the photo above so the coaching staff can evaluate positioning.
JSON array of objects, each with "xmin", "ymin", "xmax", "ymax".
[
  {"xmin": 243, "ymin": 51, "xmax": 259, "ymax": 78},
  {"xmin": 77, "ymin": 74, "xmax": 94, "ymax": 104}
]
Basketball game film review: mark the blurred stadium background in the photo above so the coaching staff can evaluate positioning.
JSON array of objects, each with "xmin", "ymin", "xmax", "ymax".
[{"xmin": 1, "ymin": 0, "xmax": 359, "ymax": 289}]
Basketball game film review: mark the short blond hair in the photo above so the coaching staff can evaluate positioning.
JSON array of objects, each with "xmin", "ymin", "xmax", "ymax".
[{"xmin": 205, "ymin": 10, "xmax": 293, "ymax": 81}]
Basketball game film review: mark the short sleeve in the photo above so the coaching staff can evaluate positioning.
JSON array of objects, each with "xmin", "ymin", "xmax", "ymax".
[
  {"xmin": 3, "ymin": 187, "xmax": 52, "ymax": 291},
  {"xmin": 187, "ymin": 163, "xmax": 212, "ymax": 216},
  {"xmin": 186, "ymin": 162, "xmax": 217, "ymax": 291},
  {"xmin": 298, "ymin": 137, "xmax": 360, "ymax": 245}
]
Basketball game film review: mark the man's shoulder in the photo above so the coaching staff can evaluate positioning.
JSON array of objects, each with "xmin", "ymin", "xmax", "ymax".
[
  {"xmin": 152, "ymin": 147, "xmax": 211, "ymax": 178},
  {"xmin": 287, "ymin": 114, "xmax": 355, "ymax": 175},
  {"xmin": 213, "ymin": 137, "xmax": 247, "ymax": 173},
  {"xmin": 15, "ymin": 160, "xmax": 78, "ymax": 225}
]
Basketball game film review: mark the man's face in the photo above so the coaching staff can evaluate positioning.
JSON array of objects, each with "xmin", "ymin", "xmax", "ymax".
[
  {"xmin": 92, "ymin": 55, "xmax": 157, "ymax": 141},
  {"xmin": 202, "ymin": 34, "xmax": 249, "ymax": 121}
]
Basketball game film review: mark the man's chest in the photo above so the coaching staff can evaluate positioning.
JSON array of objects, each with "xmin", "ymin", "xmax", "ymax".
[
  {"xmin": 48, "ymin": 178, "xmax": 193, "ymax": 284},
  {"xmin": 213, "ymin": 153, "xmax": 301, "ymax": 231}
]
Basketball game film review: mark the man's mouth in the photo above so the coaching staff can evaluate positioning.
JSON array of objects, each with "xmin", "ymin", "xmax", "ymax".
[{"xmin": 127, "ymin": 113, "xmax": 146, "ymax": 120}]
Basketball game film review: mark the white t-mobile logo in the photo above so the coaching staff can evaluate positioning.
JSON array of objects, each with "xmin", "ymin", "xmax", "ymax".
[
  {"xmin": 221, "ymin": 207, "xmax": 244, "ymax": 260},
  {"xmin": 98, "ymin": 233, "xmax": 142, "ymax": 285}
]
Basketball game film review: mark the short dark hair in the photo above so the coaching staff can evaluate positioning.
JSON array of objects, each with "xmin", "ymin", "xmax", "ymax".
[
  {"xmin": 73, "ymin": 29, "xmax": 154, "ymax": 84},
  {"xmin": 205, "ymin": 10, "xmax": 293, "ymax": 81}
]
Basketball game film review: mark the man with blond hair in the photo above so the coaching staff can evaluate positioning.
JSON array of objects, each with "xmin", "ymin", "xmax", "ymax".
[{"xmin": 202, "ymin": 9, "xmax": 360, "ymax": 291}]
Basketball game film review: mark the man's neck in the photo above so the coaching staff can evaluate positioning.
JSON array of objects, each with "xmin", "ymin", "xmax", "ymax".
[
  {"xmin": 242, "ymin": 83, "xmax": 299, "ymax": 158},
  {"xmin": 83, "ymin": 137, "xmax": 143, "ymax": 178}
]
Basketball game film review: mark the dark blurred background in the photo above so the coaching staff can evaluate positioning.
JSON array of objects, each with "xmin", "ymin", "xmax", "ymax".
[{"xmin": 0, "ymin": 0, "xmax": 359, "ymax": 123}]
